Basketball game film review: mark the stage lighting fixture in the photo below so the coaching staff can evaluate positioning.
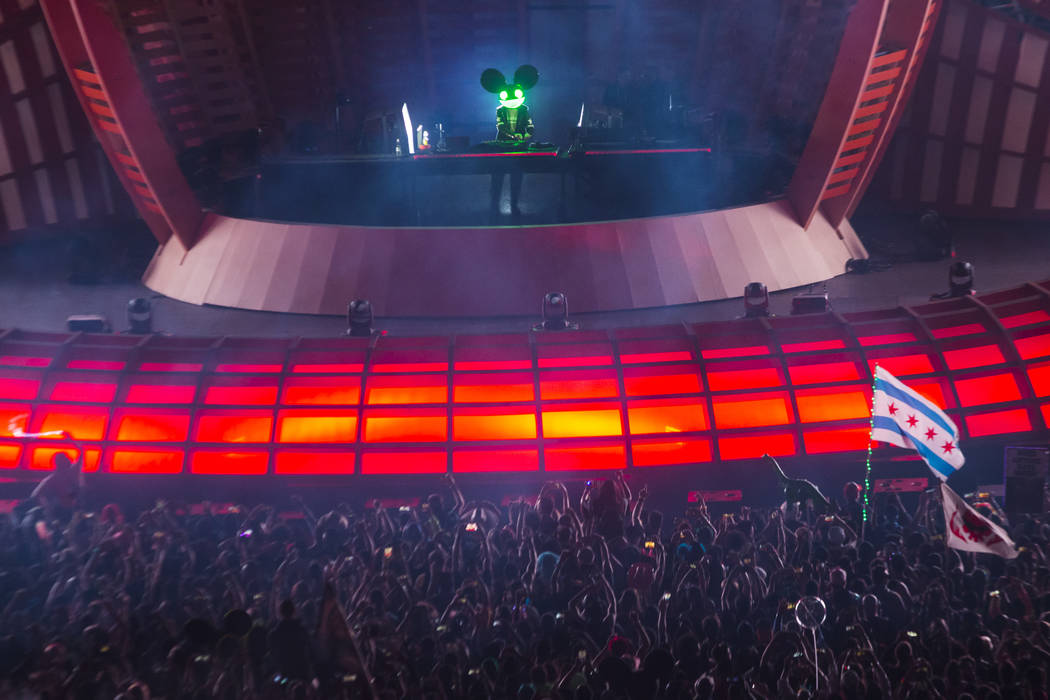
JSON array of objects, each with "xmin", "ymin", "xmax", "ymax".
[
  {"xmin": 744, "ymin": 282, "xmax": 769, "ymax": 318},
  {"xmin": 790, "ymin": 292, "xmax": 829, "ymax": 316},
  {"xmin": 948, "ymin": 261, "xmax": 975, "ymax": 297},
  {"xmin": 347, "ymin": 299, "xmax": 374, "ymax": 337},
  {"xmin": 67, "ymin": 314, "xmax": 111, "ymax": 333},
  {"xmin": 127, "ymin": 297, "xmax": 152, "ymax": 334},
  {"xmin": 534, "ymin": 292, "xmax": 578, "ymax": 331}
]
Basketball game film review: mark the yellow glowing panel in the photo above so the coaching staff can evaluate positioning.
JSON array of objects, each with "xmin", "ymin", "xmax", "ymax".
[
  {"xmin": 277, "ymin": 414, "xmax": 357, "ymax": 443},
  {"xmin": 627, "ymin": 400, "xmax": 708, "ymax": 434},
  {"xmin": 363, "ymin": 414, "xmax": 447, "ymax": 442},
  {"xmin": 454, "ymin": 412, "xmax": 536, "ymax": 440},
  {"xmin": 541, "ymin": 408, "xmax": 623, "ymax": 438}
]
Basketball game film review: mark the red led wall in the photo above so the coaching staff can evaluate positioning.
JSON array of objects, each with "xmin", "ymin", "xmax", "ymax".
[{"xmin": 1, "ymin": 280, "xmax": 1048, "ymax": 478}]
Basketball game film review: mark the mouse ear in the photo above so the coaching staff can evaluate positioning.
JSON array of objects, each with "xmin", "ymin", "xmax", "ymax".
[
  {"xmin": 481, "ymin": 68, "xmax": 507, "ymax": 94},
  {"xmin": 514, "ymin": 65, "xmax": 539, "ymax": 90}
]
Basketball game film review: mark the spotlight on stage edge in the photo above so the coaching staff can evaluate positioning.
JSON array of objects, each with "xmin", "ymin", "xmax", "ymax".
[
  {"xmin": 127, "ymin": 297, "xmax": 152, "ymax": 334},
  {"xmin": 744, "ymin": 282, "xmax": 769, "ymax": 318},
  {"xmin": 949, "ymin": 261, "xmax": 975, "ymax": 298},
  {"xmin": 347, "ymin": 299, "xmax": 375, "ymax": 337},
  {"xmin": 534, "ymin": 292, "xmax": 578, "ymax": 331}
]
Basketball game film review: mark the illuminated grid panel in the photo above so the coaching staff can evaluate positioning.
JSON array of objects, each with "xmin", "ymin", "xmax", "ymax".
[{"xmin": 0, "ymin": 281, "xmax": 1047, "ymax": 475}]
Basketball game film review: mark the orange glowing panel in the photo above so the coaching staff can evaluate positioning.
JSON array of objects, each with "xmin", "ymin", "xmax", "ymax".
[
  {"xmin": 540, "ymin": 369, "xmax": 619, "ymax": 400},
  {"xmin": 139, "ymin": 362, "xmax": 203, "ymax": 372},
  {"xmin": 67, "ymin": 359, "xmax": 125, "ymax": 370},
  {"xmin": 1015, "ymin": 333, "xmax": 1050, "ymax": 360},
  {"xmin": 453, "ymin": 409, "xmax": 536, "ymax": 441},
  {"xmin": 780, "ymin": 340, "xmax": 846, "ymax": 353},
  {"xmin": 965, "ymin": 408, "xmax": 1031, "ymax": 437},
  {"xmin": 711, "ymin": 393, "xmax": 792, "ymax": 429},
  {"xmin": 788, "ymin": 360, "xmax": 861, "ymax": 385},
  {"xmin": 954, "ymin": 374, "xmax": 1022, "ymax": 407},
  {"xmin": 707, "ymin": 366, "xmax": 783, "ymax": 392},
  {"xmin": 0, "ymin": 355, "xmax": 50, "ymax": 367},
  {"xmin": 1027, "ymin": 362, "xmax": 1050, "ymax": 397},
  {"xmin": 215, "ymin": 363, "xmax": 283, "ymax": 373},
  {"xmin": 365, "ymin": 375, "xmax": 447, "ymax": 405},
  {"xmin": 541, "ymin": 404, "xmax": 623, "ymax": 438},
  {"xmin": 453, "ymin": 449, "xmax": 539, "ymax": 472},
  {"xmin": 622, "ymin": 366, "xmax": 702, "ymax": 396},
  {"xmin": 701, "ymin": 345, "xmax": 769, "ymax": 359},
  {"xmin": 632, "ymin": 437, "xmax": 713, "ymax": 466},
  {"xmin": 281, "ymin": 377, "xmax": 361, "ymax": 405},
  {"xmin": 34, "ymin": 407, "xmax": 108, "ymax": 440},
  {"xmin": 360, "ymin": 451, "xmax": 446, "ymax": 474},
  {"xmin": 125, "ymin": 383, "xmax": 196, "ymax": 404},
  {"xmin": 537, "ymin": 343, "xmax": 613, "ymax": 368},
  {"xmin": 276, "ymin": 411, "xmax": 357, "ymax": 443},
  {"xmin": 190, "ymin": 450, "xmax": 269, "ymax": 475},
  {"xmin": 857, "ymin": 332, "xmax": 916, "ymax": 346},
  {"xmin": 31, "ymin": 447, "xmax": 101, "ymax": 471},
  {"xmin": 545, "ymin": 443, "xmax": 625, "ymax": 470},
  {"xmin": 109, "ymin": 449, "xmax": 184, "ymax": 474},
  {"xmin": 114, "ymin": 411, "xmax": 191, "ymax": 441},
  {"xmin": 866, "ymin": 354, "xmax": 934, "ymax": 377},
  {"xmin": 0, "ymin": 376, "xmax": 39, "ymax": 400},
  {"xmin": 49, "ymin": 381, "xmax": 117, "ymax": 403},
  {"xmin": 943, "ymin": 345, "xmax": 1005, "ymax": 370},
  {"xmin": 718, "ymin": 432, "xmax": 796, "ymax": 460},
  {"xmin": 362, "ymin": 409, "xmax": 447, "ymax": 442},
  {"xmin": 795, "ymin": 387, "xmax": 870, "ymax": 423},
  {"xmin": 930, "ymin": 323, "xmax": 985, "ymax": 339},
  {"xmin": 204, "ymin": 381, "xmax": 279, "ymax": 405},
  {"xmin": 0, "ymin": 404, "xmax": 30, "ymax": 436},
  {"xmin": 194, "ymin": 411, "xmax": 273, "ymax": 443},
  {"xmin": 803, "ymin": 427, "xmax": 872, "ymax": 454},
  {"xmin": 999, "ymin": 310, "xmax": 1050, "ymax": 328},
  {"xmin": 0, "ymin": 443, "xmax": 21, "ymax": 468},
  {"xmin": 274, "ymin": 451, "xmax": 355, "ymax": 474},
  {"xmin": 453, "ymin": 373, "xmax": 534, "ymax": 403},
  {"xmin": 627, "ymin": 398, "xmax": 708, "ymax": 434}
]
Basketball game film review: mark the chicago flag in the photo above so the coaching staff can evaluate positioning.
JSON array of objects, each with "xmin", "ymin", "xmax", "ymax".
[{"xmin": 871, "ymin": 366, "xmax": 964, "ymax": 480}]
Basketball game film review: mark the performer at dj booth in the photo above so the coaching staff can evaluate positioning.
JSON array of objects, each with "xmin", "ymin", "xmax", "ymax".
[{"xmin": 481, "ymin": 65, "xmax": 539, "ymax": 218}]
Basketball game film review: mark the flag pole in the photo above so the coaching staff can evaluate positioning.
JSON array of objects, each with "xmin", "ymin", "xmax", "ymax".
[{"xmin": 861, "ymin": 363, "xmax": 879, "ymax": 543}]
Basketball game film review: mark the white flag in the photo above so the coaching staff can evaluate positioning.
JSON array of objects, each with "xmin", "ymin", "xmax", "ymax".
[
  {"xmin": 941, "ymin": 483, "xmax": 1017, "ymax": 559},
  {"xmin": 872, "ymin": 366, "xmax": 964, "ymax": 480}
]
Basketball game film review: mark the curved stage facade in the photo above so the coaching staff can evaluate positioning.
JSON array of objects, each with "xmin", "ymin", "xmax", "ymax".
[
  {"xmin": 143, "ymin": 202, "xmax": 865, "ymax": 317},
  {"xmin": 39, "ymin": 0, "xmax": 937, "ymax": 317},
  {"xmin": 1, "ymin": 280, "xmax": 1048, "ymax": 479}
]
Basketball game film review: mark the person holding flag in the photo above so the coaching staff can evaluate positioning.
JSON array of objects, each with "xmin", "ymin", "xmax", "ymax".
[{"xmin": 868, "ymin": 366, "xmax": 1018, "ymax": 558}]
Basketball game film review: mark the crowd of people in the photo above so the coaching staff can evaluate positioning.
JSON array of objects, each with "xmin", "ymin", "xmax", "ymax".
[{"xmin": 2, "ymin": 463, "xmax": 1050, "ymax": 700}]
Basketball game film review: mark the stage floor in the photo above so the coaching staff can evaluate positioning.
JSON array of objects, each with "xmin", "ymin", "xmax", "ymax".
[{"xmin": 1, "ymin": 212, "xmax": 1046, "ymax": 336}]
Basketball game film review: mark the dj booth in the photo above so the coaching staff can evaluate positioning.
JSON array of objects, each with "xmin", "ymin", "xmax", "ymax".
[{"xmin": 230, "ymin": 145, "xmax": 725, "ymax": 227}]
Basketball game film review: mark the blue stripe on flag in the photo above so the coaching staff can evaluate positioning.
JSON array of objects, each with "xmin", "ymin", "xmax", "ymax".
[
  {"xmin": 872, "ymin": 416, "xmax": 956, "ymax": 479},
  {"xmin": 875, "ymin": 380, "xmax": 956, "ymax": 437}
]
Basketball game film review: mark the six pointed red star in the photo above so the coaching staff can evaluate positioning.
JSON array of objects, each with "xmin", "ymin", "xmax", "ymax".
[
  {"xmin": 888, "ymin": 402, "xmax": 898, "ymax": 415},
  {"xmin": 925, "ymin": 428, "xmax": 937, "ymax": 441},
  {"xmin": 906, "ymin": 414, "xmax": 918, "ymax": 428},
  {"xmin": 941, "ymin": 441, "xmax": 955, "ymax": 454}
]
